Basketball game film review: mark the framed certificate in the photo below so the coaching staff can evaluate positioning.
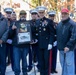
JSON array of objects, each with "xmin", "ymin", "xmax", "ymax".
[{"xmin": 17, "ymin": 21, "xmax": 32, "ymax": 44}]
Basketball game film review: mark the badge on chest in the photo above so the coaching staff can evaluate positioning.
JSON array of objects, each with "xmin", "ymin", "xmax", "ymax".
[{"xmin": 42, "ymin": 20, "xmax": 48, "ymax": 27}]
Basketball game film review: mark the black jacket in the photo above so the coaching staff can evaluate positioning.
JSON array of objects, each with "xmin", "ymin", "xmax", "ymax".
[
  {"xmin": 56, "ymin": 18, "xmax": 76, "ymax": 50},
  {"xmin": 8, "ymin": 19, "xmax": 30, "ymax": 48}
]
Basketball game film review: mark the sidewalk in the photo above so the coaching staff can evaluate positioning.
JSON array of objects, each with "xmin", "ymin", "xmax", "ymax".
[{"xmin": 6, "ymin": 51, "xmax": 62, "ymax": 75}]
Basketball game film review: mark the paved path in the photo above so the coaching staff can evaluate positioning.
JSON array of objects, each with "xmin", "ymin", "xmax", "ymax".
[{"xmin": 6, "ymin": 51, "xmax": 62, "ymax": 75}]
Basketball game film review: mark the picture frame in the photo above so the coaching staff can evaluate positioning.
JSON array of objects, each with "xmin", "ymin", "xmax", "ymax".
[{"xmin": 17, "ymin": 21, "xmax": 32, "ymax": 44}]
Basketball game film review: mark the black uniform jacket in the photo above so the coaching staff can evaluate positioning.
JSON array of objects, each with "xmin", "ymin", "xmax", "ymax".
[{"xmin": 36, "ymin": 17, "xmax": 55, "ymax": 49}]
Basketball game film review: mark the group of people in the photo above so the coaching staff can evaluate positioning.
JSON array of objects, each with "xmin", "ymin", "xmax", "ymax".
[{"xmin": 0, "ymin": 5, "xmax": 76, "ymax": 75}]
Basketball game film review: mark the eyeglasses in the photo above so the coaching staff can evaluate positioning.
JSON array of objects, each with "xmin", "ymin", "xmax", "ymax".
[{"xmin": 6, "ymin": 12, "xmax": 12, "ymax": 14}]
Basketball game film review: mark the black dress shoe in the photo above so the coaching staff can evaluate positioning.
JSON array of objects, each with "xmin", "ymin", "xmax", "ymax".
[
  {"xmin": 27, "ymin": 68, "xmax": 32, "ymax": 72},
  {"xmin": 37, "ymin": 69, "xmax": 40, "ymax": 72},
  {"xmin": 15, "ymin": 74, "xmax": 20, "ymax": 75},
  {"xmin": 15, "ymin": 73, "xmax": 20, "ymax": 75},
  {"xmin": 53, "ymin": 70, "xmax": 58, "ymax": 73},
  {"xmin": 6, "ymin": 62, "xmax": 11, "ymax": 66},
  {"xmin": 51, "ymin": 71, "xmax": 54, "ymax": 74}
]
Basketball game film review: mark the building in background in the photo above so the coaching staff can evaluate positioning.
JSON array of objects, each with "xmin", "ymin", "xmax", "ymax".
[
  {"xmin": 0, "ymin": 0, "xmax": 30, "ymax": 20},
  {"xmin": 57, "ymin": 0, "xmax": 76, "ymax": 21},
  {"xmin": 57, "ymin": 0, "xmax": 74, "ymax": 12}
]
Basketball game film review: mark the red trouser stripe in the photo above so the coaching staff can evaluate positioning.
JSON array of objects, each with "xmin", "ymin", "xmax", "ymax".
[{"xmin": 49, "ymin": 50, "xmax": 52, "ymax": 75}]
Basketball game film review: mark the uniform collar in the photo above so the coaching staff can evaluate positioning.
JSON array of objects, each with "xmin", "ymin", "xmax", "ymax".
[{"xmin": 40, "ymin": 17, "xmax": 46, "ymax": 21}]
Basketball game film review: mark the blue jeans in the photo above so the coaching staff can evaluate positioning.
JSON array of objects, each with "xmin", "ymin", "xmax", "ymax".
[
  {"xmin": 0, "ymin": 44, "xmax": 6, "ymax": 75},
  {"xmin": 13, "ymin": 46, "xmax": 29, "ymax": 75},
  {"xmin": 59, "ymin": 51, "xmax": 75, "ymax": 75},
  {"xmin": 74, "ymin": 49, "xmax": 76, "ymax": 74},
  {"xmin": 6, "ymin": 44, "xmax": 13, "ymax": 70}
]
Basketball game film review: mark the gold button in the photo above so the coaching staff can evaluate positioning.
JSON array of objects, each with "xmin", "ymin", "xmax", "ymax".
[
  {"xmin": 43, "ymin": 28, "xmax": 46, "ymax": 31},
  {"xmin": 39, "ymin": 27, "xmax": 41, "ymax": 29},
  {"xmin": 40, "ymin": 24, "xmax": 41, "ymax": 26}
]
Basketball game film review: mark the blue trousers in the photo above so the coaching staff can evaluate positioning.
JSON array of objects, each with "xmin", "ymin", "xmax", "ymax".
[
  {"xmin": 28, "ymin": 44, "xmax": 39, "ymax": 69},
  {"xmin": 0, "ymin": 44, "xmax": 6, "ymax": 75},
  {"xmin": 51, "ymin": 46, "xmax": 57, "ymax": 71},
  {"xmin": 32, "ymin": 44, "xmax": 40, "ymax": 70},
  {"xmin": 6, "ymin": 44, "xmax": 14, "ymax": 70},
  {"xmin": 59, "ymin": 51, "xmax": 75, "ymax": 75},
  {"xmin": 38, "ymin": 48, "xmax": 50, "ymax": 75},
  {"xmin": 28, "ymin": 45, "xmax": 32, "ymax": 69},
  {"xmin": 74, "ymin": 49, "xmax": 76, "ymax": 74},
  {"xmin": 13, "ymin": 46, "xmax": 29, "ymax": 75}
]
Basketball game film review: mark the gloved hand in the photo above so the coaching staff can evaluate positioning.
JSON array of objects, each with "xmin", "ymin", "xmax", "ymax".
[
  {"xmin": 48, "ymin": 44, "xmax": 52, "ymax": 50},
  {"xmin": 53, "ymin": 41, "xmax": 57, "ymax": 47},
  {"xmin": 34, "ymin": 39, "xmax": 38, "ymax": 43}
]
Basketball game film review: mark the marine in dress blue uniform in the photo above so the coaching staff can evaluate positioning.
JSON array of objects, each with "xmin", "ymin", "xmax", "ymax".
[
  {"xmin": 48, "ymin": 10, "xmax": 58, "ymax": 74},
  {"xmin": 35, "ymin": 6, "xmax": 55, "ymax": 75},
  {"xmin": 27, "ymin": 9, "xmax": 39, "ymax": 72}
]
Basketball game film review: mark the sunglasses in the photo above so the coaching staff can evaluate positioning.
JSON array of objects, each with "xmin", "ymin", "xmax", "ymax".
[
  {"xmin": 39, "ymin": 12, "xmax": 44, "ymax": 14},
  {"xmin": 6, "ymin": 12, "xmax": 12, "ymax": 14},
  {"xmin": 49, "ymin": 15, "xmax": 55, "ymax": 17},
  {"xmin": 20, "ymin": 13, "xmax": 26, "ymax": 15}
]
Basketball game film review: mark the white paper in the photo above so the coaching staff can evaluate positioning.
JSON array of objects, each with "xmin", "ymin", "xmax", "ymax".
[{"xmin": 7, "ymin": 39, "xmax": 12, "ymax": 44}]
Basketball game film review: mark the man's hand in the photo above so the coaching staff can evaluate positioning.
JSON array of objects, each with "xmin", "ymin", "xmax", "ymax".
[
  {"xmin": 0, "ymin": 40, "xmax": 3, "ymax": 44},
  {"xmin": 64, "ymin": 47, "xmax": 69, "ymax": 53},
  {"xmin": 12, "ymin": 25, "xmax": 17, "ymax": 30}
]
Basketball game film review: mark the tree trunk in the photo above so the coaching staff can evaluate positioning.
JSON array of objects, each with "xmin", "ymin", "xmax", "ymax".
[{"xmin": 38, "ymin": 0, "xmax": 41, "ymax": 6}]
